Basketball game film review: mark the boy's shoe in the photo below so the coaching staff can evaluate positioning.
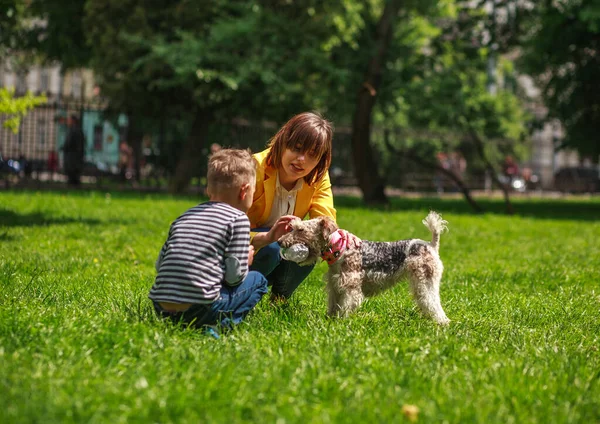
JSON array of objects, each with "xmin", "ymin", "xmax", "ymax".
[{"xmin": 203, "ymin": 326, "xmax": 220, "ymax": 340}]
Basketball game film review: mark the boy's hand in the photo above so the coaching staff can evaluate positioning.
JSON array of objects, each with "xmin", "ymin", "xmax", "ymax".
[
  {"xmin": 248, "ymin": 245, "xmax": 255, "ymax": 266},
  {"xmin": 268, "ymin": 215, "xmax": 298, "ymax": 243}
]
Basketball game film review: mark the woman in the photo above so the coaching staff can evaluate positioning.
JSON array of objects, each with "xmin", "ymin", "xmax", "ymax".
[{"xmin": 248, "ymin": 112, "xmax": 358, "ymax": 301}]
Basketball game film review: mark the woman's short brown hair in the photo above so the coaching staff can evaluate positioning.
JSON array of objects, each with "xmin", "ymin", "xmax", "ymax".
[{"xmin": 266, "ymin": 112, "xmax": 333, "ymax": 186}]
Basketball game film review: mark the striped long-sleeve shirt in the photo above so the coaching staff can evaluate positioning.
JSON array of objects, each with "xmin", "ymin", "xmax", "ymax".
[{"xmin": 149, "ymin": 201, "xmax": 251, "ymax": 304}]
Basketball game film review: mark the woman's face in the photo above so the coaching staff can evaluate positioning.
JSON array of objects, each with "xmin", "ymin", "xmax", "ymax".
[{"xmin": 279, "ymin": 145, "xmax": 320, "ymax": 185}]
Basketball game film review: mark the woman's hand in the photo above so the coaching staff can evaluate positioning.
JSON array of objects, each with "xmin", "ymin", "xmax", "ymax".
[
  {"xmin": 251, "ymin": 215, "xmax": 299, "ymax": 250},
  {"xmin": 267, "ymin": 215, "xmax": 298, "ymax": 243},
  {"xmin": 248, "ymin": 245, "xmax": 255, "ymax": 266},
  {"xmin": 339, "ymin": 229, "xmax": 361, "ymax": 249}
]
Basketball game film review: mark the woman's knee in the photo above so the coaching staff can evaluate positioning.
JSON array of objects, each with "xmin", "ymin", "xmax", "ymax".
[
  {"xmin": 251, "ymin": 242, "xmax": 281, "ymax": 275},
  {"xmin": 259, "ymin": 242, "xmax": 281, "ymax": 260}
]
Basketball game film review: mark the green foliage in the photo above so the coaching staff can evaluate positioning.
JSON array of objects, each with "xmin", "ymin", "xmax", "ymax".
[
  {"xmin": 28, "ymin": 0, "xmax": 92, "ymax": 69},
  {"xmin": 519, "ymin": 0, "xmax": 600, "ymax": 159},
  {"xmin": 371, "ymin": 3, "xmax": 530, "ymax": 172},
  {"xmin": 1, "ymin": 191, "xmax": 600, "ymax": 423},
  {"xmin": 0, "ymin": 0, "xmax": 90, "ymax": 69},
  {"xmin": 83, "ymin": 0, "xmax": 192, "ymax": 122},
  {"xmin": 0, "ymin": 87, "xmax": 46, "ymax": 133},
  {"xmin": 136, "ymin": 1, "xmax": 358, "ymax": 123}
]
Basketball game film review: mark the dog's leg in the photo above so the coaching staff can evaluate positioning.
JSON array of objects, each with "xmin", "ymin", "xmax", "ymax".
[
  {"xmin": 326, "ymin": 279, "xmax": 342, "ymax": 317},
  {"xmin": 326, "ymin": 273, "xmax": 364, "ymax": 318},
  {"xmin": 406, "ymin": 259, "xmax": 450, "ymax": 325},
  {"xmin": 336, "ymin": 287, "xmax": 364, "ymax": 318},
  {"xmin": 410, "ymin": 276, "xmax": 449, "ymax": 325}
]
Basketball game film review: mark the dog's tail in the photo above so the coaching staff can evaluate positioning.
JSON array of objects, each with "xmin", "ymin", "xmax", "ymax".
[{"xmin": 422, "ymin": 211, "xmax": 448, "ymax": 252}]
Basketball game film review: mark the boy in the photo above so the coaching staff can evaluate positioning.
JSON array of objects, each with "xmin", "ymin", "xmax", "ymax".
[{"xmin": 149, "ymin": 149, "xmax": 267, "ymax": 335}]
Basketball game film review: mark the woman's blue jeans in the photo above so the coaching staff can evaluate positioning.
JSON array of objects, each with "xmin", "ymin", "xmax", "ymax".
[
  {"xmin": 250, "ymin": 229, "xmax": 315, "ymax": 299},
  {"xmin": 153, "ymin": 271, "xmax": 268, "ymax": 330}
]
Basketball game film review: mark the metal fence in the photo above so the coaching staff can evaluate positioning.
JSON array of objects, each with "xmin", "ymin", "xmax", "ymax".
[
  {"xmin": 3, "ymin": 102, "xmax": 588, "ymax": 193},
  {"xmin": 0, "ymin": 101, "xmax": 107, "ymax": 166}
]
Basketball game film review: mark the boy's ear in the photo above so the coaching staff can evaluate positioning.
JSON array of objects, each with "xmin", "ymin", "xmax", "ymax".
[{"xmin": 239, "ymin": 183, "xmax": 250, "ymax": 200}]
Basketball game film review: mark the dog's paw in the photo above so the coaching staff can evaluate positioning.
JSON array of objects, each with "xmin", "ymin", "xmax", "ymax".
[{"xmin": 436, "ymin": 317, "xmax": 451, "ymax": 326}]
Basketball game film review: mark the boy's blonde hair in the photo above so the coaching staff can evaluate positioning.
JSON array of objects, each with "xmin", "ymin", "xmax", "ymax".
[{"xmin": 207, "ymin": 148, "xmax": 256, "ymax": 193}]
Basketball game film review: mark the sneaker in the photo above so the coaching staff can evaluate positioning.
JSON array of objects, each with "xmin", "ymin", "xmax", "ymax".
[{"xmin": 203, "ymin": 326, "xmax": 220, "ymax": 340}]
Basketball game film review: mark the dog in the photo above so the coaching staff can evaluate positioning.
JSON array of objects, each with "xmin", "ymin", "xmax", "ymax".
[{"xmin": 278, "ymin": 212, "xmax": 450, "ymax": 324}]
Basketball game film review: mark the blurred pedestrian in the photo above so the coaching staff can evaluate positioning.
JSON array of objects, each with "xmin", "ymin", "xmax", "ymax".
[
  {"xmin": 62, "ymin": 115, "xmax": 85, "ymax": 186},
  {"xmin": 210, "ymin": 142, "xmax": 222, "ymax": 155},
  {"xmin": 435, "ymin": 152, "xmax": 450, "ymax": 194},
  {"xmin": 502, "ymin": 156, "xmax": 520, "ymax": 183},
  {"xmin": 119, "ymin": 140, "xmax": 134, "ymax": 181},
  {"xmin": 449, "ymin": 151, "xmax": 467, "ymax": 191},
  {"xmin": 48, "ymin": 150, "xmax": 58, "ymax": 180}
]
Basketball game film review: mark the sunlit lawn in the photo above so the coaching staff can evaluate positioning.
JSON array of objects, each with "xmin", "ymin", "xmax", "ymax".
[{"xmin": 1, "ymin": 190, "xmax": 599, "ymax": 423}]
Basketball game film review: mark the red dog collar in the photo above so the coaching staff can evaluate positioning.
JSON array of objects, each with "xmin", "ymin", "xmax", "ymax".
[{"xmin": 321, "ymin": 230, "xmax": 348, "ymax": 265}]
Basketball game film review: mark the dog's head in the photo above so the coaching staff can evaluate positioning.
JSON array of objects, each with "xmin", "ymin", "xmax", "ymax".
[{"xmin": 278, "ymin": 216, "xmax": 338, "ymax": 265}]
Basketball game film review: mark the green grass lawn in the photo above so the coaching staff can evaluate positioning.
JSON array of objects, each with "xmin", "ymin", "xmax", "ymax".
[{"xmin": 1, "ymin": 190, "xmax": 599, "ymax": 423}]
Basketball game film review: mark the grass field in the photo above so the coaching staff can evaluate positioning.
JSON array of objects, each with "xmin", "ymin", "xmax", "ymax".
[{"xmin": 1, "ymin": 190, "xmax": 599, "ymax": 423}]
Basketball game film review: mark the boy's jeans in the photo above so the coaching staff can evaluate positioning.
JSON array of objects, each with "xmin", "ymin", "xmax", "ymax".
[
  {"xmin": 250, "ymin": 228, "xmax": 315, "ymax": 299},
  {"xmin": 154, "ymin": 271, "xmax": 268, "ymax": 330}
]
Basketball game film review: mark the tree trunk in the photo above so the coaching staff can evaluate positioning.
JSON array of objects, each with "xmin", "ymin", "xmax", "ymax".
[
  {"xmin": 351, "ymin": 0, "xmax": 402, "ymax": 205},
  {"xmin": 169, "ymin": 111, "xmax": 212, "ymax": 194},
  {"xmin": 468, "ymin": 128, "xmax": 514, "ymax": 215}
]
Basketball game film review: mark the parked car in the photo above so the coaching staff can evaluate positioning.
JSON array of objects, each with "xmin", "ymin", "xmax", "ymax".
[{"xmin": 554, "ymin": 167, "xmax": 600, "ymax": 193}]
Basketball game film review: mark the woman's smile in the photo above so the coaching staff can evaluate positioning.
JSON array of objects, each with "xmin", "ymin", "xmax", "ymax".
[
  {"xmin": 290, "ymin": 163, "xmax": 304, "ymax": 173},
  {"xmin": 279, "ymin": 148, "xmax": 319, "ymax": 189}
]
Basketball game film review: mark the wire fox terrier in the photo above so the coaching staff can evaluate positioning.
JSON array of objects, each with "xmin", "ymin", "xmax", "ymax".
[{"xmin": 278, "ymin": 212, "xmax": 450, "ymax": 324}]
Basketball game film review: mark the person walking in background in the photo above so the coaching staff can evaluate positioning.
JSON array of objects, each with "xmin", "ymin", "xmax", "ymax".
[
  {"xmin": 449, "ymin": 151, "xmax": 467, "ymax": 191},
  {"xmin": 62, "ymin": 115, "xmax": 85, "ymax": 186},
  {"xmin": 47, "ymin": 150, "xmax": 58, "ymax": 177},
  {"xmin": 502, "ymin": 155, "xmax": 520, "ymax": 184},
  {"xmin": 210, "ymin": 142, "xmax": 222, "ymax": 155},
  {"xmin": 435, "ymin": 152, "xmax": 450, "ymax": 194},
  {"xmin": 118, "ymin": 140, "xmax": 134, "ymax": 181}
]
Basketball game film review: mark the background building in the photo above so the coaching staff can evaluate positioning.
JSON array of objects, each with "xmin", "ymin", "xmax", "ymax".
[{"xmin": 0, "ymin": 63, "xmax": 123, "ymax": 174}]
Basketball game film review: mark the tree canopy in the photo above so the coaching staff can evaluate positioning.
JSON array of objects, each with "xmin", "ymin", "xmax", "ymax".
[
  {"xmin": 2, "ymin": 0, "xmax": 597, "ymax": 196},
  {"xmin": 519, "ymin": 0, "xmax": 600, "ymax": 160}
]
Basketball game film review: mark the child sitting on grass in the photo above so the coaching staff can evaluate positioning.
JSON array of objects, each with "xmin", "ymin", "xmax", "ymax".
[{"xmin": 149, "ymin": 149, "xmax": 268, "ymax": 336}]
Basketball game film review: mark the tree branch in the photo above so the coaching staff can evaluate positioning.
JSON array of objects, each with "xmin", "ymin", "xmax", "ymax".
[
  {"xmin": 383, "ymin": 133, "xmax": 484, "ymax": 213},
  {"xmin": 466, "ymin": 124, "xmax": 515, "ymax": 215}
]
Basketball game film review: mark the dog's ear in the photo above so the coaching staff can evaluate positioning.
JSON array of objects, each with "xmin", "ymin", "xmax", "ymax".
[{"xmin": 319, "ymin": 216, "xmax": 338, "ymax": 240}]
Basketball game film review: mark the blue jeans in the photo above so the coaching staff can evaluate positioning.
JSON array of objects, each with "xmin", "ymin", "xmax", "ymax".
[
  {"xmin": 153, "ymin": 271, "xmax": 268, "ymax": 330},
  {"xmin": 251, "ymin": 229, "xmax": 315, "ymax": 299}
]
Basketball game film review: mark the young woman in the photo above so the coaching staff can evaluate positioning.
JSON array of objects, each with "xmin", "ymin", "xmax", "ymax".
[{"xmin": 248, "ymin": 112, "xmax": 358, "ymax": 301}]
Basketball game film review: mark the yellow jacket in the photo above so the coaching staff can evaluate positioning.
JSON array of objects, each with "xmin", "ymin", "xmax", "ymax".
[{"xmin": 247, "ymin": 148, "xmax": 336, "ymax": 228}]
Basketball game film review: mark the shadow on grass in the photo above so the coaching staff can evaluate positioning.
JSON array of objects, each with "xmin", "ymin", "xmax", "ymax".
[
  {"xmin": 0, "ymin": 231, "xmax": 15, "ymax": 241},
  {"xmin": 3, "ymin": 187, "xmax": 598, "ymax": 221},
  {"xmin": 1, "ymin": 186, "xmax": 205, "ymax": 202},
  {"xmin": 0, "ymin": 209, "xmax": 104, "ymax": 228},
  {"xmin": 334, "ymin": 196, "xmax": 600, "ymax": 221}
]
